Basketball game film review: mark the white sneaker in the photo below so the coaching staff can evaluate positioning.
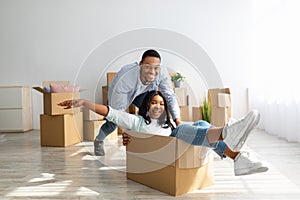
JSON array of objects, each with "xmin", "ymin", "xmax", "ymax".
[
  {"xmin": 222, "ymin": 110, "xmax": 260, "ymax": 151},
  {"xmin": 234, "ymin": 151, "xmax": 268, "ymax": 176}
]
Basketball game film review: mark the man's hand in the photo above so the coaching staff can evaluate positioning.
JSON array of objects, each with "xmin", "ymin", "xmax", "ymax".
[
  {"xmin": 174, "ymin": 118, "xmax": 182, "ymax": 126},
  {"xmin": 122, "ymin": 133, "xmax": 131, "ymax": 146}
]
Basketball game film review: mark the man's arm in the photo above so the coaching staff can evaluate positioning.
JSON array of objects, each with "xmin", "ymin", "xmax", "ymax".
[
  {"xmin": 108, "ymin": 63, "xmax": 139, "ymax": 110},
  {"xmin": 158, "ymin": 67, "xmax": 182, "ymax": 126}
]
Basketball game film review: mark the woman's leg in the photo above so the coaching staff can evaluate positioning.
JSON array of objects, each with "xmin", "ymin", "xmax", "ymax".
[
  {"xmin": 170, "ymin": 120, "xmax": 227, "ymax": 159},
  {"xmin": 224, "ymin": 147, "xmax": 240, "ymax": 160},
  {"xmin": 205, "ymin": 123, "xmax": 267, "ymax": 175},
  {"xmin": 170, "ymin": 121, "xmax": 211, "ymax": 147},
  {"xmin": 206, "ymin": 127, "xmax": 223, "ymax": 143}
]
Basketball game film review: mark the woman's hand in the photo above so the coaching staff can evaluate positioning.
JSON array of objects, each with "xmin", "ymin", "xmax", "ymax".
[
  {"xmin": 58, "ymin": 99, "xmax": 85, "ymax": 109},
  {"xmin": 122, "ymin": 133, "xmax": 131, "ymax": 146}
]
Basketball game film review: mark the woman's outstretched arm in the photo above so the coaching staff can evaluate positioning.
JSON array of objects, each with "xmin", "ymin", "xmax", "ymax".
[
  {"xmin": 59, "ymin": 99, "xmax": 142, "ymax": 132},
  {"xmin": 58, "ymin": 99, "xmax": 109, "ymax": 116}
]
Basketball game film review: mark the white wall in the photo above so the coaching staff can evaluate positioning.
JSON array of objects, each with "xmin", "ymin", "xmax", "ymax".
[{"xmin": 0, "ymin": 0, "xmax": 256, "ymax": 129}]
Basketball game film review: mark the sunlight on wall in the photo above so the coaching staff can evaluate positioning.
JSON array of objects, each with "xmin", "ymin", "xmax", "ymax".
[{"xmin": 251, "ymin": 0, "xmax": 300, "ymax": 97}]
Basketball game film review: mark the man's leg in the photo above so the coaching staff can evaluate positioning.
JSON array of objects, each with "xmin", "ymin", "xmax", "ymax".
[{"xmin": 94, "ymin": 120, "xmax": 117, "ymax": 156}]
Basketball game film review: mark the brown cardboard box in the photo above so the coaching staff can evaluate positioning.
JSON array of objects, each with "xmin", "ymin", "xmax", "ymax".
[
  {"xmin": 210, "ymin": 107, "xmax": 228, "ymax": 127},
  {"xmin": 179, "ymin": 105, "xmax": 189, "ymax": 121},
  {"xmin": 174, "ymin": 88, "xmax": 188, "ymax": 106},
  {"xmin": 83, "ymin": 120, "xmax": 118, "ymax": 141},
  {"xmin": 208, "ymin": 88, "xmax": 231, "ymax": 127},
  {"xmin": 107, "ymin": 72, "xmax": 117, "ymax": 87},
  {"xmin": 33, "ymin": 81, "xmax": 80, "ymax": 115},
  {"xmin": 40, "ymin": 112, "xmax": 83, "ymax": 147},
  {"xmin": 82, "ymin": 107, "xmax": 104, "ymax": 121},
  {"xmin": 102, "ymin": 86, "xmax": 108, "ymax": 105},
  {"xmin": 192, "ymin": 106, "xmax": 203, "ymax": 122},
  {"xmin": 208, "ymin": 88, "xmax": 231, "ymax": 108},
  {"xmin": 126, "ymin": 131, "xmax": 214, "ymax": 196}
]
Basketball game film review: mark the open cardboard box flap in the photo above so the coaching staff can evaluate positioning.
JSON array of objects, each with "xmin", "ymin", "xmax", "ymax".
[
  {"xmin": 32, "ymin": 81, "xmax": 81, "ymax": 115},
  {"xmin": 32, "ymin": 86, "xmax": 48, "ymax": 94},
  {"xmin": 42, "ymin": 81, "xmax": 70, "ymax": 87}
]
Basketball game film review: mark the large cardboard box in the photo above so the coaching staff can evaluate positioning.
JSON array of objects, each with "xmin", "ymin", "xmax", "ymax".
[
  {"xmin": 33, "ymin": 81, "xmax": 80, "ymax": 115},
  {"xmin": 126, "ymin": 131, "xmax": 214, "ymax": 196},
  {"xmin": 208, "ymin": 88, "xmax": 231, "ymax": 127},
  {"xmin": 40, "ymin": 112, "xmax": 83, "ymax": 147},
  {"xmin": 83, "ymin": 120, "xmax": 118, "ymax": 141}
]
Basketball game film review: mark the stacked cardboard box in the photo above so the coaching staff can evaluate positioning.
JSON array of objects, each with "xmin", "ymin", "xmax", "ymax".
[
  {"xmin": 192, "ymin": 106, "xmax": 203, "ymax": 122},
  {"xmin": 126, "ymin": 131, "xmax": 214, "ymax": 196},
  {"xmin": 174, "ymin": 87, "xmax": 190, "ymax": 121},
  {"xmin": 82, "ymin": 107, "xmax": 118, "ymax": 141},
  {"xmin": 33, "ymin": 81, "xmax": 83, "ymax": 147},
  {"xmin": 179, "ymin": 105, "xmax": 189, "ymax": 121},
  {"xmin": 106, "ymin": 72, "xmax": 117, "ymax": 87},
  {"xmin": 174, "ymin": 88, "xmax": 188, "ymax": 106},
  {"xmin": 208, "ymin": 88, "xmax": 231, "ymax": 127}
]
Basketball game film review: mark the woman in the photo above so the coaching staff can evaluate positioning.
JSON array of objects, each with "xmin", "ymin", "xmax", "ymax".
[{"xmin": 59, "ymin": 90, "xmax": 268, "ymax": 176}]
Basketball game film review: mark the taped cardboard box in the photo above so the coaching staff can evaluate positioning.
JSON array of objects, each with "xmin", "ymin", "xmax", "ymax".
[
  {"xmin": 33, "ymin": 81, "xmax": 80, "ymax": 115},
  {"xmin": 83, "ymin": 120, "xmax": 118, "ymax": 141},
  {"xmin": 126, "ymin": 131, "xmax": 214, "ymax": 196},
  {"xmin": 208, "ymin": 88, "xmax": 231, "ymax": 127},
  {"xmin": 40, "ymin": 112, "xmax": 83, "ymax": 147}
]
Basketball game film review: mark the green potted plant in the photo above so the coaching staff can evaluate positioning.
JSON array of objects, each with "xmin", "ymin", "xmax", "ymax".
[
  {"xmin": 171, "ymin": 72, "xmax": 185, "ymax": 88},
  {"xmin": 201, "ymin": 99, "xmax": 211, "ymax": 123}
]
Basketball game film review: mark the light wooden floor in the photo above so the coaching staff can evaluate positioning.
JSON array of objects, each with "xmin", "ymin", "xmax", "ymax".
[{"xmin": 1, "ymin": 129, "xmax": 300, "ymax": 200}]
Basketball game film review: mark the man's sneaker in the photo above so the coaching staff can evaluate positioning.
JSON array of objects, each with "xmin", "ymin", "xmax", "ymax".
[
  {"xmin": 222, "ymin": 110, "xmax": 260, "ymax": 151},
  {"xmin": 94, "ymin": 140, "xmax": 105, "ymax": 156},
  {"xmin": 234, "ymin": 151, "xmax": 268, "ymax": 176}
]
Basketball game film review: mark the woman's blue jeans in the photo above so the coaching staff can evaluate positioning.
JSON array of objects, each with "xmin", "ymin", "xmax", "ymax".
[{"xmin": 170, "ymin": 120, "xmax": 227, "ymax": 159}]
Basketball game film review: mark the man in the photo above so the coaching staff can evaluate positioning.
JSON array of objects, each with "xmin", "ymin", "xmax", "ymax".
[{"xmin": 94, "ymin": 49, "xmax": 182, "ymax": 156}]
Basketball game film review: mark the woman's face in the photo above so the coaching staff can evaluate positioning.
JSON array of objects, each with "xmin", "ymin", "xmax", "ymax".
[{"xmin": 148, "ymin": 94, "xmax": 165, "ymax": 119}]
